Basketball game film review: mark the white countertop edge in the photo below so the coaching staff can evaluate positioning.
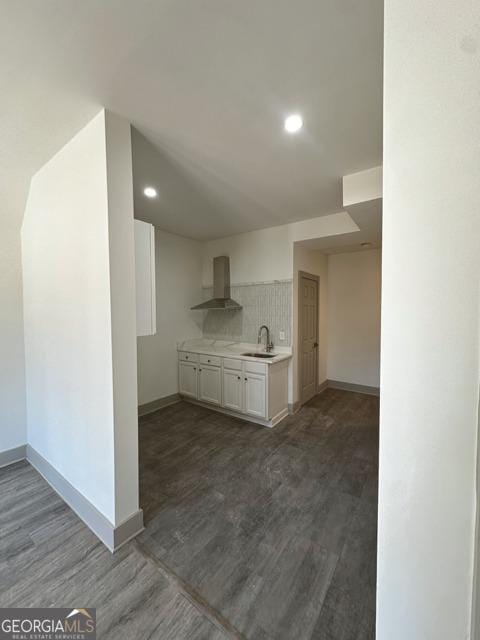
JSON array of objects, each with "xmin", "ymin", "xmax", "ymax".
[{"xmin": 177, "ymin": 339, "xmax": 292, "ymax": 365}]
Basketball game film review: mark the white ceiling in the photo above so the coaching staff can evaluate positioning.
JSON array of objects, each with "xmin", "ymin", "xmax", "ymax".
[
  {"xmin": 298, "ymin": 200, "xmax": 382, "ymax": 254},
  {"xmin": 1, "ymin": 0, "xmax": 383, "ymax": 239}
]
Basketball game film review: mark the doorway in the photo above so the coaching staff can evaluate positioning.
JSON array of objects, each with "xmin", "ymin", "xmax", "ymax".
[{"xmin": 298, "ymin": 271, "xmax": 319, "ymax": 405}]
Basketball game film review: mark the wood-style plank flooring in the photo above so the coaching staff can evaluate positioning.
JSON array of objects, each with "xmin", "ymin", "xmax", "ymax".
[{"xmin": 0, "ymin": 389, "xmax": 378, "ymax": 639}]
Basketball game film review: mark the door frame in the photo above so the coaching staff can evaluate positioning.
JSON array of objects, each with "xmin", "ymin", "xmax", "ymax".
[{"xmin": 297, "ymin": 270, "xmax": 320, "ymax": 406}]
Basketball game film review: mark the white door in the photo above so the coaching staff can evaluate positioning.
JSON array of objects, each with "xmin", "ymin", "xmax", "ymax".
[
  {"xmin": 198, "ymin": 365, "xmax": 222, "ymax": 406},
  {"xmin": 299, "ymin": 273, "xmax": 319, "ymax": 405},
  {"xmin": 179, "ymin": 361, "xmax": 198, "ymax": 399},
  {"xmin": 223, "ymin": 369, "xmax": 243, "ymax": 412},
  {"xmin": 244, "ymin": 373, "xmax": 267, "ymax": 419}
]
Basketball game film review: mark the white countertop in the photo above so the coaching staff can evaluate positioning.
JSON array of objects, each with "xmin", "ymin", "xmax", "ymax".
[{"xmin": 177, "ymin": 339, "xmax": 292, "ymax": 365}]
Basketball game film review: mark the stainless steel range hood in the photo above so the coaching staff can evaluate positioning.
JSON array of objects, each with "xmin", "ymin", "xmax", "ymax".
[{"xmin": 191, "ymin": 256, "xmax": 242, "ymax": 311}]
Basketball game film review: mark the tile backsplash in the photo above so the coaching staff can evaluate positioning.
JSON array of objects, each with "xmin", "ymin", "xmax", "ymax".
[{"xmin": 202, "ymin": 280, "xmax": 292, "ymax": 346}]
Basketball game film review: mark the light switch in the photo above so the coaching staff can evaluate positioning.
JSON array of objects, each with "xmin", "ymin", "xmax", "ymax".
[{"xmin": 279, "ymin": 331, "xmax": 285, "ymax": 341}]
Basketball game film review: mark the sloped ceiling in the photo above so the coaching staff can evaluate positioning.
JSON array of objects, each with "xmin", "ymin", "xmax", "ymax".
[{"xmin": 1, "ymin": 0, "xmax": 383, "ymax": 239}]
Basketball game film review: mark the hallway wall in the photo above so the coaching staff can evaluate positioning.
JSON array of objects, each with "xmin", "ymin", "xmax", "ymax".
[
  {"xmin": 327, "ymin": 249, "xmax": 381, "ymax": 388},
  {"xmin": 377, "ymin": 0, "xmax": 480, "ymax": 637},
  {"xmin": 136, "ymin": 229, "xmax": 203, "ymax": 406},
  {"xmin": 22, "ymin": 110, "xmax": 140, "ymax": 529},
  {"xmin": 0, "ymin": 218, "xmax": 27, "ymax": 455}
]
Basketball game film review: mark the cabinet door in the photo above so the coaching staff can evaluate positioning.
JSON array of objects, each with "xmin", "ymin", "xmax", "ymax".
[
  {"xmin": 223, "ymin": 369, "xmax": 243, "ymax": 412},
  {"xmin": 198, "ymin": 365, "xmax": 222, "ymax": 406},
  {"xmin": 244, "ymin": 373, "xmax": 267, "ymax": 419},
  {"xmin": 179, "ymin": 361, "xmax": 198, "ymax": 399},
  {"xmin": 134, "ymin": 220, "xmax": 156, "ymax": 336}
]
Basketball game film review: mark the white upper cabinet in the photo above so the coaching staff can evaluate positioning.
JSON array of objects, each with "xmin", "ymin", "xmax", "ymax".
[{"xmin": 134, "ymin": 220, "xmax": 156, "ymax": 336}]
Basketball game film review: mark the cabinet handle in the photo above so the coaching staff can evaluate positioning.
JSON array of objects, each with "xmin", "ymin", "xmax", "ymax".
[
  {"xmin": 237, "ymin": 376, "xmax": 241, "ymax": 380},
  {"xmin": 185, "ymin": 356, "xmax": 189, "ymax": 360},
  {"xmin": 193, "ymin": 367, "xmax": 196, "ymax": 371},
  {"xmin": 207, "ymin": 359, "xmax": 211, "ymax": 363},
  {"xmin": 244, "ymin": 377, "xmax": 247, "ymax": 381},
  {"xmin": 199, "ymin": 368, "xmax": 202, "ymax": 372}
]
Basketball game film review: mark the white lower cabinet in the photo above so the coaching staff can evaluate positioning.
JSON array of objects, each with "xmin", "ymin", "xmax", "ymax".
[
  {"xmin": 223, "ymin": 368, "xmax": 266, "ymax": 419},
  {"xmin": 198, "ymin": 364, "xmax": 222, "ymax": 406},
  {"xmin": 244, "ymin": 373, "xmax": 267, "ymax": 419},
  {"xmin": 223, "ymin": 368, "xmax": 244, "ymax": 412},
  {"xmin": 178, "ymin": 351, "xmax": 288, "ymax": 427},
  {"xmin": 178, "ymin": 361, "xmax": 198, "ymax": 399}
]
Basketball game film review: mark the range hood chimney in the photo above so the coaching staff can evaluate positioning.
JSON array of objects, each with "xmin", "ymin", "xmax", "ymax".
[{"xmin": 191, "ymin": 256, "xmax": 242, "ymax": 310}]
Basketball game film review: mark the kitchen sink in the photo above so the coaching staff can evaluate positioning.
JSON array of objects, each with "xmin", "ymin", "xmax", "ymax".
[{"xmin": 242, "ymin": 352, "xmax": 276, "ymax": 358}]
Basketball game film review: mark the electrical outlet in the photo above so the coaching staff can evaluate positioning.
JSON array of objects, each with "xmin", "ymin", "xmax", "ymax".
[{"xmin": 279, "ymin": 331, "xmax": 285, "ymax": 341}]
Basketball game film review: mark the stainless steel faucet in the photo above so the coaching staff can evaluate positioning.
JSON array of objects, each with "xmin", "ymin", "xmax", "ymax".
[{"xmin": 258, "ymin": 325, "xmax": 274, "ymax": 352}]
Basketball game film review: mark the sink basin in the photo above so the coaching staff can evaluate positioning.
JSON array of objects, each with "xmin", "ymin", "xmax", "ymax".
[{"xmin": 242, "ymin": 352, "xmax": 276, "ymax": 358}]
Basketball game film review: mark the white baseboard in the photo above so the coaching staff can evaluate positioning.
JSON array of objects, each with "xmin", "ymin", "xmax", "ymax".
[
  {"xmin": 327, "ymin": 379, "xmax": 380, "ymax": 396},
  {"xmin": 288, "ymin": 401, "xmax": 300, "ymax": 414},
  {"xmin": 26, "ymin": 445, "xmax": 144, "ymax": 552},
  {"xmin": 0, "ymin": 445, "xmax": 26, "ymax": 468},
  {"xmin": 138, "ymin": 393, "xmax": 181, "ymax": 417},
  {"xmin": 270, "ymin": 407, "xmax": 289, "ymax": 427},
  {"xmin": 293, "ymin": 378, "xmax": 378, "ymax": 409},
  {"xmin": 317, "ymin": 380, "xmax": 329, "ymax": 394},
  {"xmin": 183, "ymin": 397, "xmax": 287, "ymax": 428}
]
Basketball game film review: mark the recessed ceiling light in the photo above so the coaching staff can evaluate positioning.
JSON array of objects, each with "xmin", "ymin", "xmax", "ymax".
[
  {"xmin": 143, "ymin": 186, "xmax": 158, "ymax": 198},
  {"xmin": 361, "ymin": 242, "xmax": 372, "ymax": 248},
  {"xmin": 284, "ymin": 113, "xmax": 303, "ymax": 133}
]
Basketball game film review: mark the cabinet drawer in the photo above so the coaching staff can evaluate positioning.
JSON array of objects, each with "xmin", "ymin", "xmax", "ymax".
[
  {"xmin": 244, "ymin": 360, "xmax": 267, "ymax": 375},
  {"xmin": 199, "ymin": 354, "xmax": 221, "ymax": 367},
  {"xmin": 178, "ymin": 351, "xmax": 199, "ymax": 363},
  {"xmin": 223, "ymin": 358, "xmax": 242, "ymax": 371}
]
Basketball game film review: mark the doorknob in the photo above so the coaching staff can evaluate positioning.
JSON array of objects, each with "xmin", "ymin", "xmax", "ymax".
[{"xmin": 313, "ymin": 342, "xmax": 318, "ymax": 348}]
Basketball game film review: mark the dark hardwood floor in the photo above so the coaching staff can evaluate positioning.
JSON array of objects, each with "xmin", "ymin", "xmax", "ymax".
[{"xmin": 0, "ymin": 389, "xmax": 378, "ymax": 639}]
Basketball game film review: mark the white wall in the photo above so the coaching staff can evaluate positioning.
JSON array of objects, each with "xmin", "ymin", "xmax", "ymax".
[
  {"xmin": 327, "ymin": 250, "xmax": 381, "ymax": 388},
  {"xmin": 202, "ymin": 225, "xmax": 292, "ymax": 286},
  {"xmin": 135, "ymin": 212, "xmax": 362, "ymax": 407},
  {"xmin": 201, "ymin": 211, "xmax": 357, "ymax": 286},
  {"xmin": 22, "ymin": 110, "xmax": 139, "ymax": 526},
  {"xmin": 201, "ymin": 213, "xmax": 361, "ymax": 406},
  {"xmin": 0, "ymin": 221, "xmax": 27, "ymax": 453},
  {"xmin": 137, "ymin": 229, "xmax": 203, "ymax": 405},
  {"xmin": 378, "ymin": 1, "xmax": 480, "ymax": 638},
  {"xmin": 104, "ymin": 112, "xmax": 139, "ymax": 524},
  {"xmin": 292, "ymin": 244, "xmax": 328, "ymax": 403},
  {"xmin": 343, "ymin": 166, "xmax": 382, "ymax": 206}
]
